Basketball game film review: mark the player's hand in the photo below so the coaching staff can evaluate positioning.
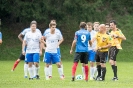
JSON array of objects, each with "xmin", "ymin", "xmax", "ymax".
[
  {"xmin": 22, "ymin": 51, "xmax": 25, "ymax": 55},
  {"xmin": 39, "ymin": 51, "xmax": 42, "ymax": 56},
  {"xmin": 70, "ymin": 49, "xmax": 73, "ymax": 54}
]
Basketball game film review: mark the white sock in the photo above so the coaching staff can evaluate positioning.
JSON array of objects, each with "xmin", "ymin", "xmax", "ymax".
[
  {"xmin": 49, "ymin": 65, "xmax": 52, "ymax": 76},
  {"xmin": 24, "ymin": 63, "xmax": 28, "ymax": 76},
  {"xmin": 90, "ymin": 67, "xmax": 94, "ymax": 78},
  {"xmin": 58, "ymin": 68, "xmax": 63, "ymax": 78},
  {"xmin": 93, "ymin": 66, "xmax": 97, "ymax": 77},
  {"xmin": 44, "ymin": 67, "xmax": 49, "ymax": 79},
  {"xmin": 28, "ymin": 67, "xmax": 34, "ymax": 78},
  {"xmin": 82, "ymin": 66, "xmax": 85, "ymax": 79},
  {"xmin": 35, "ymin": 66, "xmax": 39, "ymax": 76},
  {"xmin": 61, "ymin": 64, "xmax": 64, "ymax": 75},
  {"xmin": 32, "ymin": 65, "xmax": 36, "ymax": 77}
]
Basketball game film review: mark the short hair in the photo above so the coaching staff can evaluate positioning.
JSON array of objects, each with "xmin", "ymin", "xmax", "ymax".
[
  {"xmin": 49, "ymin": 22, "xmax": 56, "ymax": 27},
  {"xmin": 79, "ymin": 22, "xmax": 86, "ymax": 28},
  {"xmin": 86, "ymin": 22, "xmax": 93, "ymax": 27},
  {"xmin": 93, "ymin": 22, "xmax": 100, "ymax": 25},
  {"xmin": 50, "ymin": 20, "xmax": 56, "ymax": 23},
  {"xmin": 105, "ymin": 23, "xmax": 110, "ymax": 26},
  {"xmin": 110, "ymin": 20, "xmax": 117, "ymax": 25},
  {"xmin": 30, "ymin": 20, "xmax": 37, "ymax": 26}
]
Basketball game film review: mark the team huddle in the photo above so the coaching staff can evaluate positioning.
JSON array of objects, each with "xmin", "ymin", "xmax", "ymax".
[{"xmin": 10, "ymin": 20, "xmax": 126, "ymax": 81}]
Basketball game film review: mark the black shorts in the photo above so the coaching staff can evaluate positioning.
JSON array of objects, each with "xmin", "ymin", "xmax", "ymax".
[
  {"xmin": 19, "ymin": 53, "xmax": 25, "ymax": 60},
  {"xmin": 108, "ymin": 46, "xmax": 119, "ymax": 61},
  {"xmin": 74, "ymin": 52, "xmax": 88, "ymax": 64},
  {"xmin": 95, "ymin": 51, "xmax": 108, "ymax": 63}
]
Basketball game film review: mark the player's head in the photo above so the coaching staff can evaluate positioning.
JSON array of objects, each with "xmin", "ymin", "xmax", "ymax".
[
  {"xmin": 93, "ymin": 22, "xmax": 100, "ymax": 32},
  {"xmin": 79, "ymin": 22, "xmax": 86, "ymax": 29},
  {"xmin": 49, "ymin": 22, "xmax": 56, "ymax": 32},
  {"xmin": 30, "ymin": 20, "xmax": 37, "ymax": 32},
  {"xmin": 86, "ymin": 22, "xmax": 93, "ymax": 32},
  {"xmin": 49, "ymin": 20, "xmax": 57, "ymax": 27},
  {"xmin": 110, "ymin": 20, "xmax": 117, "ymax": 30},
  {"xmin": 99, "ymin": 24, "xmax": 106, "ymax": 33},
  {"xmin": 105, "ymin": 23, "xmax": 110, "ymax": 32}
]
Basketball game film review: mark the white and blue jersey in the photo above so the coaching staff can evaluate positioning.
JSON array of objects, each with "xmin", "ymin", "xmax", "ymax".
[
  {"xmin": 74, "ymin": 29, "xmax": 91, "ymax": 52},
  {"xmin": 43, "ymin": 29, "xmax": 62, "ymax": 64},
  {"xmin": 0, "ymin": 32, "xmax": 2, "ymax": 39},
  {"xmin": 21, "ymin": 28, "xmax": 41, "ymax": 36},
  {"xmin": 24, "ymin": 31, "xmax": 42, "ymax": 62},
  {"xmin": 43, "ymin": 28, "xmax": 62, "ymax": 56}
]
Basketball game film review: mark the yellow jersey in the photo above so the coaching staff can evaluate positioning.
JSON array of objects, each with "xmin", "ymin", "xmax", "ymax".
[
  {"xmin": 95, "ymin": 32, "xmax": 111, "ymax": 52},
  {"xmin": 110, "ymin": 29, "xmax": 124, "ymax": 49}
]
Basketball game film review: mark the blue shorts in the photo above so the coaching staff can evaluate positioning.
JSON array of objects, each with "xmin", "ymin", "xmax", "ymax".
[
  {"xmin": 57, "ymin": 48, "xmax": 61, "ymax": 59},
  {"xmin": 88, "ymin": 50, "xmax": 96, "ymax": 62},
  {"xmin": 25, "ymin": 53, "xmax": 40, "ymax": 63},
  {"xmin": 44, "ymin": 52, "xmax": 60, "ymax": 64}
]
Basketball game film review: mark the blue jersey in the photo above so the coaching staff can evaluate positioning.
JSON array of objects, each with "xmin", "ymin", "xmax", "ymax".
[
  {"xmin": 0, "ymin": 32, "xmax": 2, "ymax": 39},
  {"xmin": 74, "ymin": 29, "xmax": 91, "ymax": 52}
]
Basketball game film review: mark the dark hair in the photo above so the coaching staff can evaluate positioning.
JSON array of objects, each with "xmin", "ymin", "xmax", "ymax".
[
  {"xmin": 30, "ymin": 20, "xmax": 37, "ymax": 26},
  {"xmin": 79, "ymin": 22, "xmax": 86, "ymax": 28},
  {"xmin": 110, "ymin": 20, "xmax": 117, "ymax": 25}
]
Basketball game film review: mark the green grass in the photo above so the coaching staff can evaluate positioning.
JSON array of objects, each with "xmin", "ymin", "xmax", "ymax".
[{"xmin": 0, "ymin": 61, "xmax": 133, "ymax": 88}]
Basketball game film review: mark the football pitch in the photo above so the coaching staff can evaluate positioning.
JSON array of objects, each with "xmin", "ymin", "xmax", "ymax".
[{"xmin": 0, "ymin": 61, "xmax": 133, "ymax": 88}]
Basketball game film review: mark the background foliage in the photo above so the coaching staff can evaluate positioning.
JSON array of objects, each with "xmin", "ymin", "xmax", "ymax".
[{"xmin": 0, "ymin": 0, "xmax": 133, "ymax": 61}]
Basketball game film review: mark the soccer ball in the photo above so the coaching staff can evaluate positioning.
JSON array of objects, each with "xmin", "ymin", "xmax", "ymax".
[{"xmin": 76, "ymin": 74, "xmax": 83, "ymax": 80}]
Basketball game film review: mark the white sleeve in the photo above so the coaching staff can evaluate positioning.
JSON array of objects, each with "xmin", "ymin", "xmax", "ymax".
[{"xmin": 23, "ymin": 33, "xmax": 27, "ymax": 41}]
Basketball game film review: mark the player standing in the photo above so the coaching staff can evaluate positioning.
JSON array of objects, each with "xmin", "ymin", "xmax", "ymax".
[
  {"xmin": 109, "ymin": 20, "xmax": 126, "ymax": 81},
  {"xmin": 43, "ymin": 20, "xmax": 64, "ymax": 78},
  {"xmin": 11, "ymin": 26, "xmax": 41, "ymax": 78},
  {"xmin": 43, "ymin": 22, "xmax": 64, "ymax": 80},
  {"xmin": 22, "ymin": 21, "xmax": 42, "ymax": 80},
  {"xmin": 92, "ymin": 24, "xmax": 111, "ymax": 81},
  {"xmin": 86, "ymin": 22, "xmax": 97, "ymax": 80},
  {"xmin": 70, "ymin": 22, "xmax": 92, "ymax": 82}
]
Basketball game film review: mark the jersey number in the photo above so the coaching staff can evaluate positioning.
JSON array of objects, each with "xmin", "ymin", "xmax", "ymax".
[{"xmin": 81, "ymin": 35, "xmax": 86, "ymax": 43}]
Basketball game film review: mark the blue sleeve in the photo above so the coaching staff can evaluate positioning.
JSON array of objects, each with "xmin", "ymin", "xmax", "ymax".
[
  {"xmin": 43, "ymin": 28, "xmax": 49, "ymax": 36},
  {"xmin": 88, "ymin": 32, "xmax": 91, "ymax": 41},
  {"xmin": 0, "ymin": 32, "xmax": 2, "ymax": 39}
]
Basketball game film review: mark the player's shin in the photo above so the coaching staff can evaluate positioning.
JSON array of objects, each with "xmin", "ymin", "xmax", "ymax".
[
  {"xmin": 44, "ymin": 66, "xmax": 50, "ymax": 80},
  {"xmin": 24, "ymin": 63, "xmax": 28, "ymax": 78},
  {"xmin": 84, "ymin": 65, "xmax": 89, "ymax": 81},
  {"xmin": 72, "ymin": 62, "xmax": 78, "ymax": 77}
]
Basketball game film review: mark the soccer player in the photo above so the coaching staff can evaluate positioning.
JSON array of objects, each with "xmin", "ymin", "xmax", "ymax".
[
  {"xmin": 0, "ymin": 32, "xmax": 2, "ymax": 44},
  {"xmin": 22, "ymin": 21, "xmax": 42, "ymax": 80},
  {"xmin": 43, "ymin": 22, "xmax": 64, "ymax": 80},
  {"xmin": 70, "ymin": 22, "xmax": 92, "ymax": 82},
  {"xmin": 92, "ymin": 24, "xmax": 111, "ymax": 81},
  {"xmin": 109, "ymin": 20, "xmax": 126, "ymax": 81},
  {"xmin": 11, "ymin": 25, "xmax": 41, "ymax": 78},
  {"xmin": 43, "ymin": 20, "xmax": 64, "ymax": 78},
  {"xmin": 93, "ymin": 22, "xmax": 100, "ymax": 32},
  {"xmin": 85, "ymin": 22, "xmax": 97, "ymax": 80}
]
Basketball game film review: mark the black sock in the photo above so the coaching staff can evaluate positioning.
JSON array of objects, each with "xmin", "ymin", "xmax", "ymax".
[
  {"xmin": 111, "ymin": 65, "xmax": 116, "ymax": 77},
  {"xmin": 114, "ymin": 66, "xmax": 117, "ymax": 77},
  {"xmin": 97, "ymin": 65, "xmax": 101, "ymax": 77},
  {"xmin": 101, "ymin": 67, "xmax": 106, "ymax": 80}
]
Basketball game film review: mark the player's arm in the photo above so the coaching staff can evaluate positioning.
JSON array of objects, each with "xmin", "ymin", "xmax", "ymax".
[
  {"xmin": 58, "ymin": 38, "xmax": 64, "ymax": 46},
  {"xmin": 22, "ymin": 40, "xmax": 26, "ymax": 55},
  {"xmin": 39, "ymin": 38, "xmax": 43, "ymax": 56},
  {"xmin": 70, "ymin": 40, "xmax": 76, "ymax": 54},
  {"xmin": 18, "ymin": 33, "xmax": 24, "ymax": 42},
  {"xmin": 89, "ymin": 40, "xmax": 92, "ymax": 47},
  {"xmin": 117, "ymin": 33, "xmax": 126, "ymax": 40}
]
